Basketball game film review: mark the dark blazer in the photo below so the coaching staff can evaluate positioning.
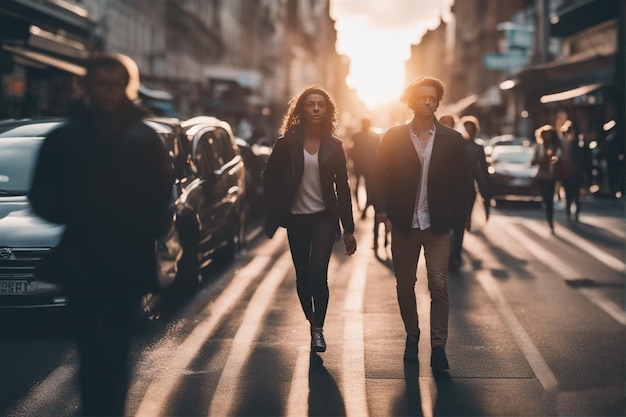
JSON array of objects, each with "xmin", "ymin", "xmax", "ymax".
[
  {"xmin": 370, "ymin": 120, "xmax": 470, "ymax": 234},
  {"xmin": 29, "ymin": 104, "xmax": 174, "ymax": 295},
  {"xmin": 262, "ymin": 129, "xmax": 355, "ymax": 239}
]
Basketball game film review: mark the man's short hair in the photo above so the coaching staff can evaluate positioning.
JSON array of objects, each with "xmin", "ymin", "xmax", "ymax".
[
  {"xmin": 401, "ymin": 76, "xmax": 445, "ymax": 111},
  {"xmin": 84, "ymin": 53, "xmax": 140, "ymax": 101},
  {"xmin": 460, "ymin": 115, "xmax": 480, "ymax": 132}
]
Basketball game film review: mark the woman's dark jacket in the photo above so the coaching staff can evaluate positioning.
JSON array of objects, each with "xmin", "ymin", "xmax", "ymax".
[
  {"xmin": 29, "ymin": 104, "xmax": 174, "ymax": 295},
  {"xmin": 262, "ymin": 130, "xmax": 355, "ymax": 239},
  {"xmin": 370, "ymin": 120, "xmax": 470, "ymax": 234}
]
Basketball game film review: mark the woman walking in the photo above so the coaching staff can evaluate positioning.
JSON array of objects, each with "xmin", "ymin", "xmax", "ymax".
[
  {"xmin": 263, "ymin": 86, "xmax": 357, "ymax": 352},
  {"xmin": 533, "ymin": 125, "xmax": 562, "ymax": 233}
]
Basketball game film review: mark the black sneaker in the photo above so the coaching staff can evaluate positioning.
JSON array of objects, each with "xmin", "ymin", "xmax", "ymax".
[
  {"xmin": 430, "ymin": 345, "xmax": 449, "ymax": 371},
  {"xmin": 403, "ymin": 334, "xmax": 418, "ymax": 361},
  {"xmin": 311, "ymin": 332, "xmax": 326, "ymax": 352}
]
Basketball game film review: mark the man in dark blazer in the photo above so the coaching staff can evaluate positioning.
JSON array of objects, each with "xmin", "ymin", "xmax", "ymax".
[{"xmin": 370, "ymin": 76, "xmax": 470, "ymax": 371}]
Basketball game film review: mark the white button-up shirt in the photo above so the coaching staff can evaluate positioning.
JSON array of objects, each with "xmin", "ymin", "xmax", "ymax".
[{"xmin": 409, "ymin": 125, "xmax": 435, "ymax": 229}]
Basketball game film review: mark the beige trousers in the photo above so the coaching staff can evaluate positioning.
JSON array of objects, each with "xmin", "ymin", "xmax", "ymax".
[{"xmin": 391, "ymin": 227, "xmax": 450, "ymax": 347}]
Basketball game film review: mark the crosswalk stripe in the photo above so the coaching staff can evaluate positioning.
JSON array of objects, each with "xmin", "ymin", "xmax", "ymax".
[
  {"xmin": 207, "ymin": 251, "xmax": 292, "ymax": 417},
  {"xmin": 523, "ymin": 219, "xmax": 625, "ymax": 273},
  {"xmin": 464, "ymin": 233, "xmax": 559, "ymax": 394},
  {"xmin": 135, "ymin": 236, "xmax": 285, "ymax": 417},
  {"xmin": 342, "ymin": 232, "xmax": 370, "ymax": 417},
  {"xmin": 285, "ymin": 345, "xmax": 310, "ymax": 416},
  {"xmin": 503, "ymin": 224, "xmax": 626, "ymax": 326}
]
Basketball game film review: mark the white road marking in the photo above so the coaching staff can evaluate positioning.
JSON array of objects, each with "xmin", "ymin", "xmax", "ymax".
[
  {"xmin": 285, "ymin": 345, "xmax": 310, "ymax": 417},
  {"xmin": 342, "ymin": 233, "xmax": 370, "ymax": 417},
  {"xmin": 524, "ymin": 220, "xmax": 625, "ymax": 273},
  {"xmin": 504, "ymin": 224, "xmax": 626, "ymax": 326},
  {"xmin": 465, "ymin": 234, "xmax": 559, "ymax": 394},
  {"xmin": 135, "ymin": 236, "xmax": 285, "ymax": 417},
  {"xmin": 207, "ymin": 251, "xmax": 292, "ymax": 417}
]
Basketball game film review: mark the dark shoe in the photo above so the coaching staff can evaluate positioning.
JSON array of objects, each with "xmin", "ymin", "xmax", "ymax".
[
  {"xmin": 311, "ymin": 331, "xmax": 326, "ymax": 352},
  {"xmin": 430, "ymin": 345, "xmax": 449, "ymax": 371},
  {"xmin": 403, "ymin": 334, "xmax": 419, "ymax": 361}
]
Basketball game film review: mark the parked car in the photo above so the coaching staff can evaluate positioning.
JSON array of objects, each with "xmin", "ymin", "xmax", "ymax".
[
  {"xmin": 235, "ymin": 137, "xmax": 271, "ymax": 223},
  {"xmin": 0, "ymin": 118, "xmax": 68, "ymax": 308},
  {"xmin": 487, "ymin": 144, "xmax": 541, "ymax": 201},
  {"xmin": 484, "ymin": 134, "xmax": 530, "ymax": 156},
  {"xmin": 181, "ymin": 116, "xmax": 247, "ymax": 265},
  {"xmin": 0, "ymin": 115, "xmax": 243, "ymax": 310}
]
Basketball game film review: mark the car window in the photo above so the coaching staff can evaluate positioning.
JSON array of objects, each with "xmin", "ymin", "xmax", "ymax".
[
  {"xmin": 194, "ymin": 131, "xmax": 222, "ymax": 173},
  {"xmin": 213, "ymin": 127, "xmax": 238, "ymax": 162},
  {"xmin": 0, "ymin": 137, "xmax": 43, "ymax": 195},
  {"xmin": 493, "ymin": 148, "xmax": 534, "ymax": 164}
]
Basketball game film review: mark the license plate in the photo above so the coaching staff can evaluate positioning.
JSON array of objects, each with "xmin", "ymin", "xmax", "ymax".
[{"xmin": 0, "ymin": 280, "xmax": 29, "ymax": 294}]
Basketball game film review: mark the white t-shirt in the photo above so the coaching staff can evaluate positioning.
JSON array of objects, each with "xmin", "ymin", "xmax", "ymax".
[{"xmin": 291, "ymin": 149, "xmax": 326, "ymax": 214}]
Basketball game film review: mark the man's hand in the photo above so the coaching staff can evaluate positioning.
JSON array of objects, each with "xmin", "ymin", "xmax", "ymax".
[{"xmin": 343, "ymin": 233, "xmax": 357, "ymax": 256}]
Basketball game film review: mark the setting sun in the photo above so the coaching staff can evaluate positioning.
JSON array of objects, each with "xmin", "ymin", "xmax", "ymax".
[{"xmin": 331, "ymin": 0, "xmax": 453, "ymax": 110}]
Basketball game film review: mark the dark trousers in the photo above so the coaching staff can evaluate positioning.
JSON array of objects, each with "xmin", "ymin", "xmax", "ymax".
[
  {"xmin": 68, "ymin": 286, "xmax": 140, "ymax": 416},
  {"xmin": 287, "ymin": 210, "xmax": 336, "ymax": 328},
  {"xmin": 562, "ymin": 177, "xmax": 581, "ymax": 218},
  {"xmin": 538, "ymin": 178, "xmax": 556, "ymax": 228},
  {"xmin": 449, "ymin": 192, "xmax": 476, "ymax": 263}
]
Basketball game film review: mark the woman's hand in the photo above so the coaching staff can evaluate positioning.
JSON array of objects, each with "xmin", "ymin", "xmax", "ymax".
[
  {"xmin": 343, "ymin": 233, "xmax": 357, "ymax": 255},
  {"xmin": 376, "ymin": 211, "xmax": 392, "ymax": 234}
]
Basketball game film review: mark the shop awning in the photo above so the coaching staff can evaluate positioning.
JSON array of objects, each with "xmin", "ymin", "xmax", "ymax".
[
  {"xmin": 440, "ymin": 94, "xmax": 478, "ymax": 115},
  {"xmin": 540, "ymin": 83, "xmax": 604, "ymax": 104},
  {"xmin": 3, "ymin": 45, "xmax": 85, "ymax": 75}
]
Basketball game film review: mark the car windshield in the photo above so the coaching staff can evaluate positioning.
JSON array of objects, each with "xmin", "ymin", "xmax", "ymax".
[
  {"xmin": 0, "ymin": 137, "xmax": 44, "ymax": 196},
  {"xmin": 492, "ymin": 148, "xmax": 534, "ymax": 164}
]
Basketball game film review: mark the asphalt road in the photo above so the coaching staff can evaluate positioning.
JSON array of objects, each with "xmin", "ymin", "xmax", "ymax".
[{"xmin": 1, "ymin": 195, "xmax": 623, "ymax": 417}]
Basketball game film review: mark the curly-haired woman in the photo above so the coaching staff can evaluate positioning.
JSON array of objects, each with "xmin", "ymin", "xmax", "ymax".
[{"xmin": 262, "ymin": 86, "xmax": 357, "ymax": 353}]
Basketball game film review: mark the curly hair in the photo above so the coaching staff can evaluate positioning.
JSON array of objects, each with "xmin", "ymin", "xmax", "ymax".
[
  {"xmin": 401, "ymin": 76, "xmax": 445, "ymax": 112},
  {"xmin": 279, "ymin": 86, "xmax": 337, "ymax": 136}
]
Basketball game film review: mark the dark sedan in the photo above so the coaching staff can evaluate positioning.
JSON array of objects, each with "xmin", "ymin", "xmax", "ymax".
[
  {"xmin": 487, "ymin": 144, "xmax": 541, "ymax": 201},
  {"xmin": 0, "ymin": 117, "xmax": 227, "ymax": 309},
  {"xmin": 181, "ymin": 116, "xmax": 247, "ymax": 265}
]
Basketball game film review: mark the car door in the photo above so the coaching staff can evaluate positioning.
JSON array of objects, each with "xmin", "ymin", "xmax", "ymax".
[{"xmin": 191, "ymin": 126, "xmax": 243, "ymax": 258}]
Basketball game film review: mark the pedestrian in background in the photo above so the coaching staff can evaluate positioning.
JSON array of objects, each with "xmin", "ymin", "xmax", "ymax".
[
  {"xmin": 438, "ymin": 113, "xmax": 457, "ymax": 129},
  {"xmin": 533, "ymin": 124, "xmax": 561, "ymax": 233},
  {"xmin": 370, "ymin": 76, "xmax": 469, "ymax": 371},
  {"xmin": 448, "ymin": 115, "xmax": 492, "ymax": 270},
  {"xmin": 559, "ymin": 120, "xmax": 584, "ymax": 221},
  {"xmin": 29, "ymin": 53, "xmax": 174, "ymax": 416},
  {"xmin": 350, "ymin": 117, "xmax": 381, "ymax": 219},
  {"xmin": 263, "ymin": 86, "xmax": 357, "ymax": 353}
]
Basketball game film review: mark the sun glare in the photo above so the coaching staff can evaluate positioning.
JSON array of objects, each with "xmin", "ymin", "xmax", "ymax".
[
  {"xmin": 335, "ymin": 18, "xmax": 423, "ymax": 109},
  {"xmin": 331, "ymin": 0, "xmax": 453, "ymax": 110}
]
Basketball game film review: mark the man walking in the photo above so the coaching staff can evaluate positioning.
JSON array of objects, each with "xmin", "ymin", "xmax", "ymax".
[
  {"xmin": 350, "ymin": 117, "xmax": 380, "ymax": 219},
  {"xmin": 370, "ymin": 76, "xmax": 469, "ymax": 371},
  {"xmin": 449, "ymin": 115, "xmax": 492, "ymax": 270},
  {"xmin": 30, "ymin": 53, "xmax": 174, "ymax": 415}
]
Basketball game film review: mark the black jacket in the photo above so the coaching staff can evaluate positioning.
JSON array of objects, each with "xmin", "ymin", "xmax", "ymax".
[
  {"xmin": 370, "ymin": 120, "xmax": 470, "ymax": 233},
  {"xmin": 262, "ymin": 130, "xmax": 354, "ymax": 239},
  {"xmin": 29, "ymin": 104, "xmax": 174, "ymax": 295}
]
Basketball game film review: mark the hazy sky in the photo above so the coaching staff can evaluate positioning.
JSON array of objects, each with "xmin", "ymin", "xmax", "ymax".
[{"xmin": 330, "ymin": 0, "xmax": 454, "ymax": 109}]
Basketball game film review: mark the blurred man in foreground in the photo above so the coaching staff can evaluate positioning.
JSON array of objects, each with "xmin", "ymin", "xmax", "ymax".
[{"xmin": 30, "ymin": 53, "xmax": 174, "ymax": 416}]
